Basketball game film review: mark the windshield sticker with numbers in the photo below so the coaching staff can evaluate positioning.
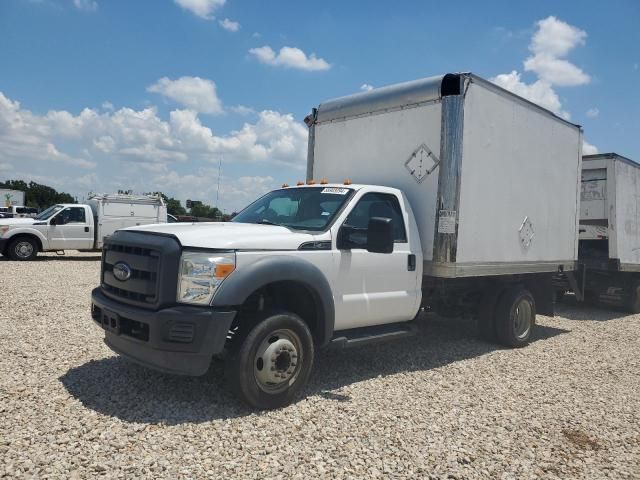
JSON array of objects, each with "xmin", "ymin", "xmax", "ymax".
[{"xmin": 321, "ymin": 187, "xmax": 350, "ymax": 195}]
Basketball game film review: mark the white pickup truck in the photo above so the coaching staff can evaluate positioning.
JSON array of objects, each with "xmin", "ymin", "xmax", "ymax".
[
  {"xmin": 90, "ymin": 73, "xmax": 583, "ymax": 409},
  {"xmin": 0, "ymin": 194, "xmax": 167, "ymax": 260}
]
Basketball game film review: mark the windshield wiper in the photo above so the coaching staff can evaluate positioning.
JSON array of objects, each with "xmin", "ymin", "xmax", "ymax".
[{"xmin": 258, "ymin": 219, "xmax": 279, "ymax": 226}]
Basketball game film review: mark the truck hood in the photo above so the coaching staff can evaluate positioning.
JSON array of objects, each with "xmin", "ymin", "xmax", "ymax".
[
  {"xmin": 127, "ymin": 222, "xmax": 324, "ymax": 250},
  {"xmin": 0, "ymin": 218, "xmax": 36, "ymax": 226}
]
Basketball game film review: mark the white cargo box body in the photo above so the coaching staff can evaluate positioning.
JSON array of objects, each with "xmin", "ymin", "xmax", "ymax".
[
  {"xmin": 580, "ymin": 153, "xmax": 640, "ymax": 270},
  {"xmin": 87, "ymin": 194, "xmax": 167, "ymax": 248},
  {"xmin": 307, "ymin": 73, "xmax": 583, "ymax": 278}
]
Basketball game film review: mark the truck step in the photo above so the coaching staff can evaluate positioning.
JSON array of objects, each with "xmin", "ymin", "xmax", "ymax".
[{"xmin": 330, "ymin": 322, "xmax": 416, "ymax": 349}]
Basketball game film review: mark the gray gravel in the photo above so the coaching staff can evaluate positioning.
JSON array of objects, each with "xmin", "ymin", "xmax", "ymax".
[{"xmin": 1, "ymin": 252, "xmax": 639, "ymax": 479}]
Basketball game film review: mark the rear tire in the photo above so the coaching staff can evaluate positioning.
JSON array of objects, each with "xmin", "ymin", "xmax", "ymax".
[
  {"xmin": 225, "ymin": 311, "xmax": 314, "ymax": 409},
  {"xmin": 8, "ymin": 237, "xmax": 38, "ymax": 261},
  {"xmin": 495, "ymin": 288, "xmax": 535, "ymax": 348},
  {"xmin": 625, "ymin": 280, "xmax": 640, "ymax": 314}
]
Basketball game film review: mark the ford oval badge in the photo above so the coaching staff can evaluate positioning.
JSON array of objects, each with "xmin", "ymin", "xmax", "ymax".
[{"xmin": 113, "ymin": 262, "xmax": 132, "ymax": 281}]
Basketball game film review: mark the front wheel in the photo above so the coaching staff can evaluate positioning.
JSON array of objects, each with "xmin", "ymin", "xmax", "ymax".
[
  {"xmin": 8, "ymin": 237, "xmax": 38, "ymax": 261},
  {"xmin": 225, "ymin": 311, "xmax": 314, "ymax": 409},
  {"xmin": 495, "ymin": 288, "xmax": 536, "ymax": 348}
]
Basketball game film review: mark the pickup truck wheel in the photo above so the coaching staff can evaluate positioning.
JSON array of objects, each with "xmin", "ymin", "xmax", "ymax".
[
  {"xmin": 225, "ymin": 312, "xmax": 314, "ymax": 409},
  {"xmin": 8, "ymin": 237, "xmax": 38, "ymax": 261},
  {"xmin": 495, "ymin": 288, "xmax": 535, "ymax": 348}
]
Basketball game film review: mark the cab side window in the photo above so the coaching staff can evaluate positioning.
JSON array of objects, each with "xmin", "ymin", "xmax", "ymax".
[
  {"xmin": 56, "ymin": 207, "xmax": 86, "ymax": 225},
  {"xmin": 343, "ymin": 193, "xmax": 407, "ymax": 242}
]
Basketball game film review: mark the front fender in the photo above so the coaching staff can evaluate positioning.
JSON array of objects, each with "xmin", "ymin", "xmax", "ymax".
[
  {"xmin": 3, "ymin": 227, "xmax": 48, "ymax": 250},
  {"xmin": 212, "ymin": 255, "xmax": 335, "ymax": 346}
]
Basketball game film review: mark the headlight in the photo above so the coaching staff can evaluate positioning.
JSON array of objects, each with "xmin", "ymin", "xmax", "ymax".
[{"xmin": 177, "ymin": 251, "xmax": 236, "ymax": 305}]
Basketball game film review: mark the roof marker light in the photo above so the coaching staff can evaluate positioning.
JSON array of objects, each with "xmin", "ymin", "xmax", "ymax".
[
  {"xmin": 320, "ymin": 179, "xmax": 328, "ymax": 184},
  {"xmin": 297, "ymin": 181, "xmax": 305, "ymax": 186},
  {"xmin": 343, "ymin": 179, "xmax": 353, "ymax": 185},
  {"xmin": 307, "ymin": 179, "xmax": 316, "ymax": 185},
  {"xmin": 282, "ymin": 183, "xmax": 289, "ymax": 188}
]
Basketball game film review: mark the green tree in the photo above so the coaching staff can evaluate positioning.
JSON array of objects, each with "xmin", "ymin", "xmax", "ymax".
[{"xmin": 146, "ymin": 192, "xmax": 187, "ymax": 216}]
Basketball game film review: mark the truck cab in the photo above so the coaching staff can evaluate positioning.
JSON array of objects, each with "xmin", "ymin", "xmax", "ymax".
[{"xmin": 91, "ymin": 183, "xmax": 424, "ymax": 409}]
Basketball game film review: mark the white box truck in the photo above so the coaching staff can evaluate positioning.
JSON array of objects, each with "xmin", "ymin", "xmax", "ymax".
[
  {"xmin": 0, "ymin": 194, "xmax": 167, "ymax": 260},
  {"xmin": 89, "ymin": 73, "xmax": 583, "ymax": 409},
  {"xmin": 557, "ymin": 153, "xmax": 640, "ymax": 311}
]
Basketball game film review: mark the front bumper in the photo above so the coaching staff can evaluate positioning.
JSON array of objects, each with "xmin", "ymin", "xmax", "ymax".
[
  {"xmin": 0, "ymin": 237, "xmax": 8, "ymax": 254},
  {"xmin": 91, "ymin": 288, "xmax": 236, "ymax": 376}
]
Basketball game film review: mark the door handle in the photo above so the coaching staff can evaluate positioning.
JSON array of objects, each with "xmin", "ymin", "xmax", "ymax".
[
  {"xmin": 407, "ymin": 254, "xmax": 416, "ymax": 271},
  {"xmin": 84, "ymin": 226, "xmax": 89, "ymax": 232}
]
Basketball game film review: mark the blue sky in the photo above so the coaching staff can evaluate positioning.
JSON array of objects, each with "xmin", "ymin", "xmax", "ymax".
[{"xmin": 1, "ymin": 0, "xmax": 638, "ymax": 211}]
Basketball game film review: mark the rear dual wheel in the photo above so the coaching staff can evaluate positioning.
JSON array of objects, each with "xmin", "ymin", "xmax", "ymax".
[{"xmin": 478, "ymin": 287, "xmax": 535, "ymax": 348}]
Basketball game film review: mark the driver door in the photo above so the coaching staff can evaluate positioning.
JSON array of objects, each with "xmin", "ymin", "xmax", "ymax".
[
  {"xmin": 332, "ymin": 192, "xmax": 421, "ymax": 330},
  {"xmin": 48, "ymin": 207, "xmax": 93, "ymax": 250}
]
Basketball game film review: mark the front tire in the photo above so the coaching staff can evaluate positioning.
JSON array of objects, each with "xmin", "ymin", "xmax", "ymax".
[
  {"xmin": 8, "ymin": 237, "xmax": 38, "ymax": 261},
  {"xmin": 225, "ymin": 311, "xmax": 314, "ymax": 409},
  {"xmin": 495, "ymin": 288, "xmax": 536, "ymax": 348}
]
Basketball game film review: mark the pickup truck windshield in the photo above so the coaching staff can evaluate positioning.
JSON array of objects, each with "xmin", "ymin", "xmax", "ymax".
[
  {"xmin": 34, "ymin": 205, "xmax": 64, "ymax": 221},
  {"xmin": 233, "ymin": 187, "xmax": 354, "ymax": 231}
]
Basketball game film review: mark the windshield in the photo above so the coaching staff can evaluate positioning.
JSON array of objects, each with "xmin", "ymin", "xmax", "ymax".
[
  {"xmin": 233, "ymin": 187, "xmax": 354, "ymax": 231},
  {"xmin": 35, "ymin": 205, "xmax": 64, "ymax": 221}
]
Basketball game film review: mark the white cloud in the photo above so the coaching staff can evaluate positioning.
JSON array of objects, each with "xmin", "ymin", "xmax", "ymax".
[
  {"xmin": 174, "ymin": 0, "xmax": 225, "ymax": 19},
  {"xmin": 491, "ymin": 71, "xmax": 569, "ymax": 119},
  {"xmin": 583, "ymin": 140, "xmax": 598, "ymax": 155},
  {"xmin": 73, "ymin": 0, "xmax": 97, "ymax": 12},
  {"xmin": 230, "ymin": 105, "xmax": 255, "ymax": 116},
  {"xmin": 491, "ymin": 16, "xmax": 590, "ymax": 120},
  {"xmin": 147, "ymin": 76, "xmax": 223, "ymax": 115},
  {"xmin": 249, "ymin": 46, "xmax": 331, "ymax": 72},
  {"xmin": 360, "ymin": 84, "xmax": 374, "ymax": 92},
  {"xmin": 524, "ymin": 16, "xmax": 589, "ymax": 86},
  {"xmin": 219, "ymin": 18, "xmax": 240, "ymax": 32},
  {"xmin": 101, "ymin": 101, "xmax": 114, "ymax": 111},
  {"xmin": 586, "ymin": 107, "xmax": 599, "ymax": 118}
]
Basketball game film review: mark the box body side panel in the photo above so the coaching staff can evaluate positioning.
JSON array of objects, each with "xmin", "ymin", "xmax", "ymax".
[
  {"xmin": 456, "ymin": 82, "xmax": 581, "ymax": 265},
  {"xmin": 614, "ymin": 158, "xmax": 640, "ymax": 265},
  {"xmin": 312, "ymin": 103, "xmax": 442, "ymax": 260}
]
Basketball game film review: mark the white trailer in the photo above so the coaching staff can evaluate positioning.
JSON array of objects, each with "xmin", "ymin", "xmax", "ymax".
[{"xmin": 564, "ymin": 153, "xmax": 640, "ymax": 311}]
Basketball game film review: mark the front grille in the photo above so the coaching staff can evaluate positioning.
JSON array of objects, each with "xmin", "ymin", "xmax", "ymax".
[
  {"xmin": 100, "ymin": 231, "xmax": 181, "ymax": 310},
  {"xmin": 102, "ymin": 244, "xmax": 160, "ymax": 306}
]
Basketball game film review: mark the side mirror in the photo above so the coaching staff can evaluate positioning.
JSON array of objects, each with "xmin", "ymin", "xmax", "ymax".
[
  {"xmin": 50, "ymin": 216, "xmax": 58, "ymax": 226},
  {"xmin": 367, "ymin": 217, "xmax": 394, "ymax": 254}
]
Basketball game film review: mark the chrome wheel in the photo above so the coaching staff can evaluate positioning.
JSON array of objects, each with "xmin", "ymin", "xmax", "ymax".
[
  {"xmin": 513, "ymin": 298, "xmax": 532, "ymax": 340},
  {"xmin": 15, "ymin": 241, "xmax": 34, "ymax": 259},
  {"xmin": 253, "ymin": 329, "xmax": 302, "ymax": 393}
]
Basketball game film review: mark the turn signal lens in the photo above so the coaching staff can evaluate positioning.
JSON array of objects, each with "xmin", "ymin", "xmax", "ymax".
[{"xmin": 215, "ymin": 263, "xmax": 235, "ymax": 278}]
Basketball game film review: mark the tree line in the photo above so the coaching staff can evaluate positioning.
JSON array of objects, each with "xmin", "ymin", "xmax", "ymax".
[{"xmin": 0, "ymin": 180, "xmax": 75, "ymax": 209}]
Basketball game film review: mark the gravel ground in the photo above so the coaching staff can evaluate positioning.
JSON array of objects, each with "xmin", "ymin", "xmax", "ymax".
[{"xmin": 1, "ymin": 252, "xmax": 639, "ymax": 479}]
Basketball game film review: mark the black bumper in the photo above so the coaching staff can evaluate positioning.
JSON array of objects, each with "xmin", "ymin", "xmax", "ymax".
[
  {"xmin": 0, "ymin": 237, "xmax": 8, "ymax": 254},
  {"xmin": 91, "ymin": 288, "xmax": 236, "ymax": 376}
]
